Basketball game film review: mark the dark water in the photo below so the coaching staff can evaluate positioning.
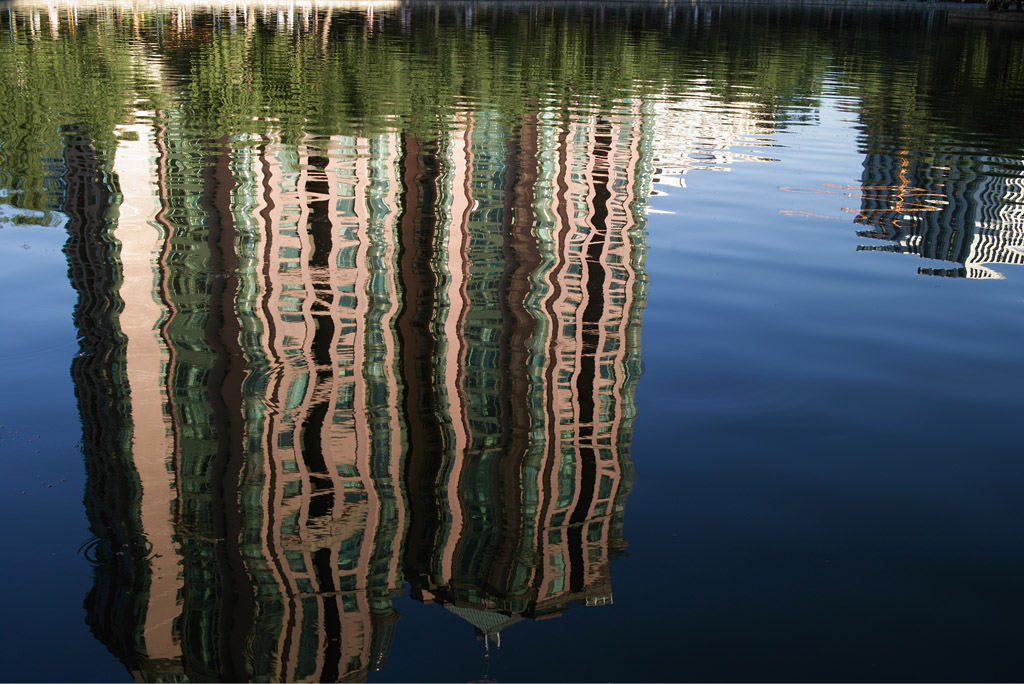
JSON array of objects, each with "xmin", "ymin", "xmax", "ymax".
[{"xmin": 1, "ymin": 1, "xmax": 1023, "ymax": 681}]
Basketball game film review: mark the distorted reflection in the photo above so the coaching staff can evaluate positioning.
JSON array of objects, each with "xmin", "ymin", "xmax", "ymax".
[
  {"xmin": 73, "ymin": 106, "xmax": 648, "ymax": 684},
  {"xmin": 852, "ymin": 151, "xmax": 1024, "ymax": 278},
  {"xmin": 55, "ymin": 12, "xmax": 649, "ymax": 682},
  {"xmin": 5, "ymin": 1, "xmax": 1024, "ymax": 681}
]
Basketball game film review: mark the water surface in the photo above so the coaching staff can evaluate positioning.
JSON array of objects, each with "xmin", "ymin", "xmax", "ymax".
[{"xmin": 1, "ymin": 1, "xmax": 1023, "ymax": 681}]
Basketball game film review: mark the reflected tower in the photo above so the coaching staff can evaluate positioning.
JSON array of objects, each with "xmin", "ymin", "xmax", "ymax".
[
  {"xmin": 61, "ymin": 13, "xmax": 652, "ymax": 680},
  {"xmin": 854, "ymin": 149, "xmax": 1024, "ymax": 278},
  {"xmin": 398, "ymin": 105, "xmax": 651, "ymax": 639}
]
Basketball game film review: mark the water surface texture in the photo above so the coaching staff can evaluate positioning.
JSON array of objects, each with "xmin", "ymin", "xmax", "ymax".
[{"xmin": 1, "ymin": 1, "xmax": 1023, "ymax": 681}]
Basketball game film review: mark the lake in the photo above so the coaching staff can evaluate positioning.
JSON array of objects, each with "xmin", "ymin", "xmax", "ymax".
[{"xmin": 1, "ymin": 0, "xmax": 1023, "ymax": 680}]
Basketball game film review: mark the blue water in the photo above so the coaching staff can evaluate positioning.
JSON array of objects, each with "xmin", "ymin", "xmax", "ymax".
[{"xmin": 0, "ymin": 220, "xmax": 127, "ymax": 681}]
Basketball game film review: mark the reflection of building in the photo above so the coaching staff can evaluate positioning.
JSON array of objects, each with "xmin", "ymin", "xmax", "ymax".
[
  {"xmin": 649, "ymin": 95, "xmax": 775, "ymax": 188},
  {"xmin": 227, "ymin": 135, "xmax": 409, "ymax": 683},
  {"xmin": 855, "ymin": 150, "xmax": 1024, "ymax": 278},
  {"xmin": 63, "ymin": 127, "xmax": 152, "ymax": 679},
  {"xmin": 405, "ymin": 108, "xmax": 649, "ymax": 639},
  {"xmin": 67, "ymin": 97, "xmax": 650, "ymax": 680},
  {"xmin": 7, "ymin": 0, "xmax": 402, "ymax": 29},
  {"xmin": 152, "ymin": 124, "xmax": 410, "ymax": 682},
  {"xmin": 108, "ymin": 118, "xmax": 184, "ymax": 677}
]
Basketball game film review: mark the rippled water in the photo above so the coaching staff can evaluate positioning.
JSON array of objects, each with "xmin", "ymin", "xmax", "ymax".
[{"xmin": 1, "ymin": 1, "xmax": 1024, "ymax": 681}]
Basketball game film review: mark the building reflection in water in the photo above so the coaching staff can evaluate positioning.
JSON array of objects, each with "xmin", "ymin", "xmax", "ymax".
[
  {"xmin": 47, "ymin": 3, "xmax": 1024, "ymax": 681},
  {"xmin": 65, "ymin": 92, "xmax": 651, "ymax": 678},
  {"xmin": 854, "ymin": 149, "xmax": 1024, "ymax": 279}
]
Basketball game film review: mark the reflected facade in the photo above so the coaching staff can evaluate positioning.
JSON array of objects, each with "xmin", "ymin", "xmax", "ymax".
[
  {"xmin": 61, "ymin": 57, "xmax": 651, "ymax": 683},
  {"xmin": 854, "ymin": 150, "xmax": 1024, "ymax": 278}
]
